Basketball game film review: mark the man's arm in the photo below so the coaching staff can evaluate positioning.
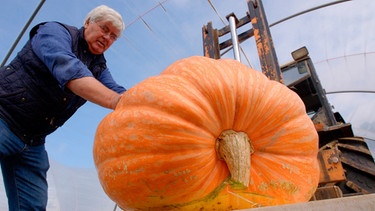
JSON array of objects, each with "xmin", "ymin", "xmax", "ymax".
[
  {"xmin": 66, "ymin": 77, "xmax": 122, "ymax": 109},
  {"xmin": 31, "ymin": 22, "xmax": 123, "ymax": 109}
]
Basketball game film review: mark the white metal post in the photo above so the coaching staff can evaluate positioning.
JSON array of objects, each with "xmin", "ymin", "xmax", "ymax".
[{"xmin": 228, "ymin": 15, "xmax": 241, "ymax": 62}]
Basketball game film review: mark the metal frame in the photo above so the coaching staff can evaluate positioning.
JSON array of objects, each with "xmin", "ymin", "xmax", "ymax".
[{"xmin": 1, "ymin": 0, "xmax": 46, "ymax": 67}]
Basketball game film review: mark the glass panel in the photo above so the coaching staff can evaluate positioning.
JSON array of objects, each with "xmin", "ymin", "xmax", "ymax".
[{"xmin": 282, "ymin": 61, "xmax": 310, "ymax": 86}]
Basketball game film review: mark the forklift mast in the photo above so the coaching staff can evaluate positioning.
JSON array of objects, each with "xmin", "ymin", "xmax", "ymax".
[{"xmin": 203, "ymin": 0, "xmax": 282, "ymax": 82}]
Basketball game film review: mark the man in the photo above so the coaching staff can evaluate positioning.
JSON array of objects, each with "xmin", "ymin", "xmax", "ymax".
[{"xmin": 0, "ymin": 5, "xmax": 126, "ymax": 210}]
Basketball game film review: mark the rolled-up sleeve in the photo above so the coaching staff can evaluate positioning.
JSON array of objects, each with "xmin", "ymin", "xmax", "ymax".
[
  {"xmin": 31, "ymin": 22, "xmax": 93, "ymax": 87},
  {"xmin": 98, "ymin": 69, "xmax": 126, "ymax": 93}
]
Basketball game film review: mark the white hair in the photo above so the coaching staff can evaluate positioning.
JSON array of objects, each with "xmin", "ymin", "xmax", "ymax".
[{"xmin": 84, "ymin": 5, "xmax": 125, "ymax": 36}]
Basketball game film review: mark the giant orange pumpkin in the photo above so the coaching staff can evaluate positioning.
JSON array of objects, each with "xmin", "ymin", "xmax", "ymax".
[{"xmin": 93, "ymin": 56, "xmax": 319, "ymax": 210}]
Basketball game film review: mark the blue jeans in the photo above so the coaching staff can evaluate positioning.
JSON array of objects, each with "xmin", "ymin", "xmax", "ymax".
[{"xmin": 0, "ymin": 119, "xmax": 49, "ymax": 211}]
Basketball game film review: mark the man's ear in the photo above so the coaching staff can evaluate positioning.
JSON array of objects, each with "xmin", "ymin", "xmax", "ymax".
[{"xmin": 84, "ymin": 18, "xmax": 91, "ymax": 28}]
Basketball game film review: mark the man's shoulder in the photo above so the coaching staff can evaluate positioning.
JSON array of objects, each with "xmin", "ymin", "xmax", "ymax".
[
  {"xmin": 44, "ymin": 22, "xmax": 78, "ymax": 32},
  {"xmin": 30, "ymin": 21, "xmax": 74, "ymax": 38}
]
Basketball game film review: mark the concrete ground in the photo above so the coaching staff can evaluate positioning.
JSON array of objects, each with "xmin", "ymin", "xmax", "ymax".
[{"xmin": 238, "ymin": 194, "xmax": 375, "ymax": 211}]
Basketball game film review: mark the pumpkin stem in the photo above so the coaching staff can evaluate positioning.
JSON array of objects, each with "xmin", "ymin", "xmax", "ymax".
[{"xmin": 216, "ymin": 129, "xmax": 254, "ymax": 188}]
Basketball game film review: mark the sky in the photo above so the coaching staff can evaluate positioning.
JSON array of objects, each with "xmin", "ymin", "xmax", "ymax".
[{"xmin": 0, "ymin": 0, "xmax": 374, "ymax": 209}]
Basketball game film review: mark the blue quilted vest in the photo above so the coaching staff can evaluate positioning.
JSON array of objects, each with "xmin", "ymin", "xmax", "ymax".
[{"xmin": 0, "ymin": 22, "xmax": 107, "ymax": 145}]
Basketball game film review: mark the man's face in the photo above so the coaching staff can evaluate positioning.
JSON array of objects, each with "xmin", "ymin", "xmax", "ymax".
[{"xmin": 84, "ymin": 20, "xmax": 120, "ymax": 55}]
